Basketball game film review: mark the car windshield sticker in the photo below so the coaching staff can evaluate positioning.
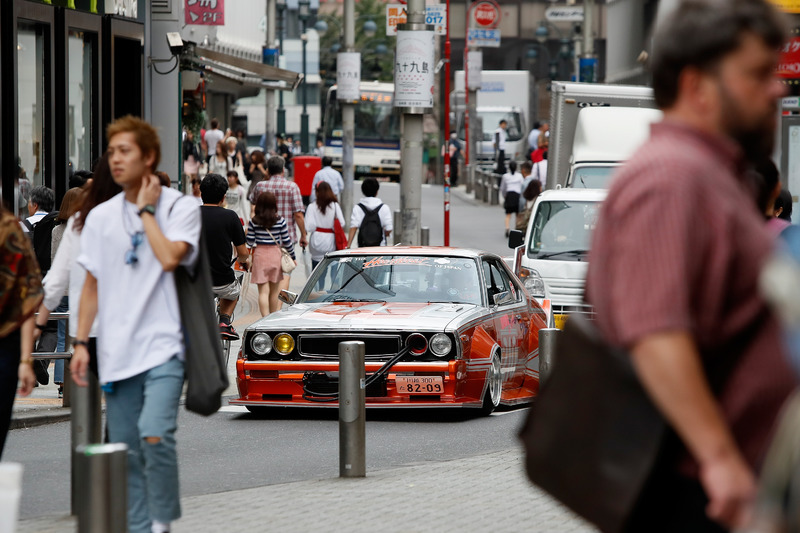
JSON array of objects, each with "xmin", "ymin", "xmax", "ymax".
[
  {"xmin": 434, "ymin": 258, "xmax": 451, "ymax": 264},
  {"xmin": 362, "ymin": 257, "xmax": 432, "ymax": 269}
]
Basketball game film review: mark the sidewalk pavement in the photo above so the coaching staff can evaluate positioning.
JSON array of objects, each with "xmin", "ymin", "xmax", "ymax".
[{"xmin": 17, "ymin": 447, "xmax": 596, "ymax": 533}]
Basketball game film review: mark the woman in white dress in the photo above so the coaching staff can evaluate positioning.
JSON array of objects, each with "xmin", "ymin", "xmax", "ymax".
[{"xmin": 305, "ymin": 182, "xmax": 345, "ymax": 287}]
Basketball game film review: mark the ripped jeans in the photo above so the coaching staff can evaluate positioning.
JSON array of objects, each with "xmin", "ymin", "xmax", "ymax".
[{"xmin": 105, "ymin": 357, "xmax": 184, "ymax": 533}]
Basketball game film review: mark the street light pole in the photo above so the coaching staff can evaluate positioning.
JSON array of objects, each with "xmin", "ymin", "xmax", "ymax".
[
  {"xmin": 265, "ymin": 0, "xmax": 277, "ymax": 152},
  {"xmin": 299, "ymin": 0, "xmax": 311, "ymax": 154},
  {"xmin": 277, "ymin": 0, "xmax": 287, "ymax": 139},
  {"xmin": 442, "ymin": 0, "xmax": 451, "ymax": 246}
]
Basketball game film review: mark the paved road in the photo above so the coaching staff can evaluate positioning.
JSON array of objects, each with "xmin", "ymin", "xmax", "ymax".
[{"xmin": 6, "ymin": 184, "xmax": 526, "ymax": 521}]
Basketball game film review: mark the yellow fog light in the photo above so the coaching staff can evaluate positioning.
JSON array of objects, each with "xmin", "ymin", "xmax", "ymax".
[{"xmin": 273, "ymin": 333, "xmax": 295, "ymax": 355}]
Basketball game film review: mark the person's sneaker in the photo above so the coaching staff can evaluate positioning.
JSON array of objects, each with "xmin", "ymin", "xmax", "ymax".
[{"xmin": 219, "ymin": 322, "xmax": 239, "ymax": 341}]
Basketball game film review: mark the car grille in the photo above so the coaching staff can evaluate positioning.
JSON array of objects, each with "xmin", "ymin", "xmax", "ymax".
[{"xmin": 298, "ymin": 334, "xmax": 402, "ymax": 361}]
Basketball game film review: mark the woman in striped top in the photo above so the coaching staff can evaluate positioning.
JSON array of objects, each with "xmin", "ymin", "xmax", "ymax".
[{"xmin": 247, "ymin": 192, "xmax": 296, "ymax": 316}]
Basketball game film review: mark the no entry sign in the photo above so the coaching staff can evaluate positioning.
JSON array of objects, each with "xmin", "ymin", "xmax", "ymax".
[{"xmin": 471, "ymin": 0, "xmax": 500, "ymax": 29}]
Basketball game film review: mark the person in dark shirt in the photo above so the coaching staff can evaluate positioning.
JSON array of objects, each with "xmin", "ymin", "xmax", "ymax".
[{"xmin": 200, "ymin": 174, "xmax": 250, "ymax": 340}]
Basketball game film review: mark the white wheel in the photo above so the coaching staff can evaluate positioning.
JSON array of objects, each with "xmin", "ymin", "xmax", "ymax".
[{"xmin": 480, "ymin": 351, "xmax": 502, "ymax": 415}]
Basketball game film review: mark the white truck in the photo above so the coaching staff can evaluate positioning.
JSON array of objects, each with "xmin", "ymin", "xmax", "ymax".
[
  {"xmin": 452, "ymin": 70, "xmax": 534, "ymax": 166},
  {"xmin": 509, "ymin": 188, "xmax": 607, "ymax": 328},
  {"xmin": 547, "ymin": 82, "xmax": 659, "ymax": 189}
]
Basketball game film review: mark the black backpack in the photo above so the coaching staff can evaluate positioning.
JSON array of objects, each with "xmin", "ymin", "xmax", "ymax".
[
  {"xmin": 23, "ymin": 211, "xmax": 59, "ymax": 275},
  {"xmin": 357, "ymin": 203, "xmax": 384, "ymax": 247}
]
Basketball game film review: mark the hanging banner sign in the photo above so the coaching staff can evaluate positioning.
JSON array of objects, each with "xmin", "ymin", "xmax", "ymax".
[
  {"xmin": 467, "ymin": 50, "xmax": 482, "ymax": 90},
  {"xmin": 337, "ymin": 52, "xmax": 361, "ymax": 102},
  {"xmin": 185, "ymin": 0, "xmax": 225, "ymax": 26},
  {"xmin": 394, "ymin": 30, "xmax": 436, "ymax": 108},
  {"xmin": 387, "ymin": 4, "xmax": 447, "ymax": 36}
]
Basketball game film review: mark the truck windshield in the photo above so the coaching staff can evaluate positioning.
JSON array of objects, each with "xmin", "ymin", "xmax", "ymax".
[
  {"xmin": 457, "ymin": 111, "xmax": 523, "ymax": 142},
  {"xmin": 571, "ymin": 166, "xmax": 617, "ymax": 188},
  {"xmin": 528, "ymin": 201, "xmax": 601, "ymax": 261}
]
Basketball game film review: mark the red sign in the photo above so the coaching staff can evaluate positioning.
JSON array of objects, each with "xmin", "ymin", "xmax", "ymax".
[
  {"xmin": 185, "ymin": 0, "xmax": 225, "ymax": 26},
  {"xmin": 778, "ymin": 37, "xmax": 800, "ymax": 78},
  {"xmin": 471, "ymin": 0, "xmax": 500, "ymax": 29}
]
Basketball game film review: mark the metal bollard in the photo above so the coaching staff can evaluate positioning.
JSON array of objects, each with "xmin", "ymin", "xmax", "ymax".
[
  {"xmin": 75, "ymin": 443, "xmax": 128, "ymax": 533},
  {"xmin": 421, "ymin": 227, "xmax": 430, "ymax": 246},
  {"xmin": 71, "ymin": 370, "xmax": 103, "ymax": 516},
  {"xmin": 490, "ymin": 175, "xmax": 501, "ymax": 206},
  {"xmin": 539, "ymin": 328, "xmax": 560, "ymax": 385},
  {"xmin": 393, "ymin": 210, "xmax": 402, "ymax": 245},
  {"xmin": 339, "ymin": 341, "xmax": 366, "ymax": 478}
]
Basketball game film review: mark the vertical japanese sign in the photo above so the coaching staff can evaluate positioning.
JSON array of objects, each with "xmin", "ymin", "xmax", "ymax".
[
  {"xmin": 337, "ymin": 53, "xmax": 361, "ymax": 102},
  {"xmin": 394, "ymin": 30, "xmax": 435, "ymax": 109},
  {"xmin": 467, "ymin": 50, "xmax": 482, "ymax": 90},
  {"xmin": 185, "ymin": 0, "xmax": 225, "ymax": 26}
]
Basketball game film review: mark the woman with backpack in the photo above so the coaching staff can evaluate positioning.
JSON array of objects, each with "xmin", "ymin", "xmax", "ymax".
[
  {"xmin": 247, "ymin": 192, "xmax": 296, "ymax": 317},
  {"xmin": 305, "ymin": 182, "xmax": 345, "ymax": 287},
  {"xmin": 499, "ymin": 160, "xmax": 524, "ymax": 238},
  {"xmin": 348, "ymin": 178, "xmax": 393, "ymax": 247}
]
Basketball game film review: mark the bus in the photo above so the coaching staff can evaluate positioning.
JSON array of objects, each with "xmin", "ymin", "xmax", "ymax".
[{"xmin": 322, "ymin": 81, "xmax": 401, "ymax": 180}]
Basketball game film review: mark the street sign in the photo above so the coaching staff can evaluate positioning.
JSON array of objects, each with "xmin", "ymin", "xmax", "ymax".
[
  {"xmin": 467, "ymin": 51, "xmax": 482, "ymax": 90},
  {"xmin": 545, "ymin": 6, "xmax": 584, "ymax": 22},
  {"xmin": 467, "ymin": 28, "xmax": 500, "ymax": 48},
  {"xmin": 471, "ymin": 0, "xmax": 501, "ymax": 29},
  {"xmin": 185, "ymin": 0, "xmax": 225, "ymax": 25},
  {"xmin": 337, "ymin": 53, "xmax": 361, "ymax": 103},
  {"xmin": 394, "ymin": 30, "xmax": 436, "ymax": 108},
  {"xmin": 387, "ymin": 4, "xmax": 447, "ymax": 36}
]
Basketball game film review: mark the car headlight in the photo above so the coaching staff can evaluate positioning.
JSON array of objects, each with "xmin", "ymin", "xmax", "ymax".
[
  {"xmin": 251, "ymin": 333, "xmax": 272, "ymax": 355},
  {"xmin": 406, "ymin": 333, "xmax": 428, "ymax": 356},
  {"xmin": 523, "ymin": 269, "xmax": 546, "ymax": 298},
  {"xmin": 273, "ymin": 333, "xmax": 295, "ymax": 355},
  {"xmin": 429, "ymin": 334, "xmax": 452, "ymax": 357}
]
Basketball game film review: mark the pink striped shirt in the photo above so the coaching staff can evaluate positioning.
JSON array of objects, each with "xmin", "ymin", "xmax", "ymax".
[{"xmin": 586, "ymin": 120, "xmax": 796, "ymax": 473}]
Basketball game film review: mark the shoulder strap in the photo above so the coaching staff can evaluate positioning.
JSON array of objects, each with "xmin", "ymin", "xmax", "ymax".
[
  {"xmin": 367, "ymin": 203, "xmax": 383, "ymax": 215},
  {"xmin": 358, "ymin": 203, "xmax": 369, "ymax": 214},
  {"xmin": 22, "ymin": 219, "xmax": 34, "ymax": 232}
]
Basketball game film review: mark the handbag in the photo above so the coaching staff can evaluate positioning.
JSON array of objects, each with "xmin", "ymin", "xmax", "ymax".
[
  {"xmin": 171, "ymin": 200, "xmax": 228, "ymax": 416},
  {"xmin": 264, "ymin": 226, "xmax": 296, "ymax": 274},
  {"xmin": 333, "ymin": 213, "xmax": 348, "ymax": 251}
]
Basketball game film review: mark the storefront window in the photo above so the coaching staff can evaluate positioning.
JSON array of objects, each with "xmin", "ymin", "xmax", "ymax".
[
  {"xmin": 16, "ymin": 22, "xmax": 47, "ymax": 219},
  {"xmin": 68, "ymin": 30, "xmax": 94, "ymax": 174}
]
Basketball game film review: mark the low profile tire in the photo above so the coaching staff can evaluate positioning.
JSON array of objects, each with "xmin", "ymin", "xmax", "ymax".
[{"xmin": 479, "ymin": 351, "xmax": 502, "ymax": 416}]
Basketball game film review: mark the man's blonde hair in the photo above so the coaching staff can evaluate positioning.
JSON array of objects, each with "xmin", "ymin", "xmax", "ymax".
[{"xmin": 106, "ymin": 116, "xmax": 161, "ymax": 172}]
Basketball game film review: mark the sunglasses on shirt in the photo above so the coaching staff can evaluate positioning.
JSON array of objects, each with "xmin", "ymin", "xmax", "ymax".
[{"xmin": 125, "ymin": 231, "xmax": 144, "ymax": 266}]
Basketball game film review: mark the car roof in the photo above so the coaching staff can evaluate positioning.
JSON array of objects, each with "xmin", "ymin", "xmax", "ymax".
[
  {"xmin": 538, "ymin": 188, "xmax": 608, "ymax": 201},
  {"xmin": 326, "ymin": 246, "xmax": 493, "ymax": 260}
]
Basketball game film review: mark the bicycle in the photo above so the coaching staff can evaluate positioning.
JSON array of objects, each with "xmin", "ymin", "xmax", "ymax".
[{"xmin": 215, "ymin": 261, "xmax": 248, "ymax": 370}]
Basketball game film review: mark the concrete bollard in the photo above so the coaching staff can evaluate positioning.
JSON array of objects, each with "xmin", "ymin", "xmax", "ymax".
[
  {"xmin": 339, "ymin": 341, "xmax": 366, "ymax": 478},
  {"xmin": 75, "ymin": 443, "xmax": 128, "ymax": 533},
  {"xmin": 71, "ymin": 371, "xmax": 103, "ymax": 516},
  {"xmin": 393, "ymin": 210, "xmax": 402, "ymax": 245},
  {"xmin": 539, "ymin": 328, "xmax": 560, "ymax": 385},
  {"xmin": 490, "ymin": 175, "xmax": 501, "ymax": 206},
  {"xmin": 421, "ymin": 227, "xmax": 430, "ymax": 246}
]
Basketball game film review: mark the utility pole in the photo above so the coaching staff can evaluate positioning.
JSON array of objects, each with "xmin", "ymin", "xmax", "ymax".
[
  {"xmin": 396, "ymin": 0, "xmax": 433, "ymax": 245},
  {"xmin": 277, "ymin": 0, "xmax": 287, "ymax": 138},
  {"xmin": 442, "ymin": 0, "xmax": 452, "ymax": 246},
  {"xmin": 299, "ymin": 0, "xmax": 311, "ymax": 153},
  {"xmin": 341, "ymin": 0, "xmax": 356, "ymax": 228},
  {"xmin": 265, "ymin": 0, "xmax": 277, "ymax": 153},
  {"xmin": 581, "ymin": 0, "xmax": 596, "ymax": 82}
]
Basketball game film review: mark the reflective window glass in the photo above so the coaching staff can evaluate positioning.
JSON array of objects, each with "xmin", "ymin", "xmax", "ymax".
[{"xmin": 68, "ymin": 30, "xmax": 94, "ymax": 174}]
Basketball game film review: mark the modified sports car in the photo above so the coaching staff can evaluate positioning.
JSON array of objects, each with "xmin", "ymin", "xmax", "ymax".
[{"xmin": 231, "ymin": 247, "xmax": 546, "ymax": 415}]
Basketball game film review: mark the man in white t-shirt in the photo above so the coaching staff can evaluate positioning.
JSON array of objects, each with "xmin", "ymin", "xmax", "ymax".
[
  {"xmin": 72, "ymin": 116, "xmax": 200, "ymax": 533},
  {"xmin": 203, "ymin": 118, "xmax": 224, "ymax": 164},
  {"xmin": 348, "ymin": 178, "xmax": 393, "ymax": 247},
  {"xmin": 309, "ymin": 156, "xmax": 344, "ymax": 202},
  {"xmin": 494, "ymin": 119, "xmax": 508, "ymax": 175}
]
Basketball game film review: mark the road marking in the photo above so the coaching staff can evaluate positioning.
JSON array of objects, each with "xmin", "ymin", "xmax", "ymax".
[{"xmin": 219, "ymin": 406, "xmax": 249, "ymax": 413}]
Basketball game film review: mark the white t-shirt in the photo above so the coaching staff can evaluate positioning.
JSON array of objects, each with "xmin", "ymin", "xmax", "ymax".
[
  {"xmin": 350, "ymin": 197, "xmax": 393, "ymax": 246},
  {"xmin": 77, "ymin": 188, "xmax": 200, "ymax": 383},
  {"xmin": 309, "ymin": 167, "xmax": 345, "ymax": 202},
  {"xmin": 204, "ymin": 128, "xmax": 225, "ymax": 159},
  {"xmin": 305, "ymin": 201, "xmax": 345, "ymax": 261},
  {"xmin": 494, "ymin": 127, "xmax": 507, "ymax": 151},
  {"xmin": 225, "ymin": 184, "xmax": 250, "ymax": 224}
]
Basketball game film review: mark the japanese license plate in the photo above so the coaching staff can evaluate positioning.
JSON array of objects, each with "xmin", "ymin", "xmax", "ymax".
[
  {"xmin": 553, "ymin": 313, "xmax": 569, "ymax": 330},
  {"xmin": 395, "ymin": 376, "xmax": 444, "ymax": 395}
]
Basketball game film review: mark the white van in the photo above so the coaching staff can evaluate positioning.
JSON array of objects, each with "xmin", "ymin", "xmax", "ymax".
[{"xmin": 510, "ymin": 187, "xmax": 607, "ymax": 328}]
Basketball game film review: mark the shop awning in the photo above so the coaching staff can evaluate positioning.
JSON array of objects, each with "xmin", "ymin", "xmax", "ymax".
[{"xmin": 193, "ymin": 46, "xmax": 303, "ymax": 91}]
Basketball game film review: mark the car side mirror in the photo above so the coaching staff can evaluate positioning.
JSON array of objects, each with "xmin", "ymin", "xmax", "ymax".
[
  {"xmin": 508, "ymin": 229, "xmax": 524, "ymax": 249},
  {"xmin": 278, "ymin": 290, "xmax": 298, "ymax": 306},
  {"xmin": 493, "ymin": 291, "xmax": 514, "ymax": 307}
]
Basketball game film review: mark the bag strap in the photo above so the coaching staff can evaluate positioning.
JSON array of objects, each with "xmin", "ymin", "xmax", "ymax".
[
  {"xmin": 22, "ymin": 219, "xmax": 34, "ymax": 232},
  {"xmin": 263, "ymin": 225, "xmax": 287, "ymax": 252}
]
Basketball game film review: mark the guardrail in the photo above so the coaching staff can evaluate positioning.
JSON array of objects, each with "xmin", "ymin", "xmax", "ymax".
[{"xmin": 474, "ymin": 169, "xmax": 501, "ymax": 206}]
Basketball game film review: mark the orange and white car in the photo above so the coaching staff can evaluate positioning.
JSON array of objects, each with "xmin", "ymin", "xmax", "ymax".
[{"xmin": 231, "ymin": 247, "xmax": 547, "ymax": 415}]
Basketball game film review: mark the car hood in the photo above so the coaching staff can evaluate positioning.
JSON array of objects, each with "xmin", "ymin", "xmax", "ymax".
[{"xmin": 248, "ymin": 301, "xmax": 483, "ymax": 332}]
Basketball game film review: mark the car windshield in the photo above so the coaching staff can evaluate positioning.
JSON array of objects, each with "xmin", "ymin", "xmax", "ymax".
[
  {"xmin": 570, "ymin": 166, "xmax": 617, "ymax": 188},
  {"xmin": 299, "ymin": 255, "xmax": 483, "ymax": 306},
  {"xmin": 528, "ymin": 201, "xmax": 601, "ymax": 261}
]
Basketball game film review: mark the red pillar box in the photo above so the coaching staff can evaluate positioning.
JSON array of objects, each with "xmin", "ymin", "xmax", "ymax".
[{"xmin": 293, "ymin": 156, "xmax": 321, "ymax": 200}]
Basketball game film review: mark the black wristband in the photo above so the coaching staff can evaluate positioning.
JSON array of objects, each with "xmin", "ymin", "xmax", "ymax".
[
  {"xmin": 138, "ymin": 204, "xmax": 156, "ymax": 217},
  {"xmin": 74, "ymin": 339, "xmax": 90, "ymax": 348}
]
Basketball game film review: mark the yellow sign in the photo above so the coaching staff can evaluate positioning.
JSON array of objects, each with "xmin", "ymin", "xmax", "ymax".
[{"xmin": 769, "ymin": 0, "xmax": 800, "ymax": 13}]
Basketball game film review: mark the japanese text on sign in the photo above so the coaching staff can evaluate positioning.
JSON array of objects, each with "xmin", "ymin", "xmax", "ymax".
[
  {"xmin": 185, "ymin": 0, "xmax": 225, "ymax": 26},
  {"xmin": 336, "ymin": 52, "xmax": 361, "ymax": 102},
  {"xmin": 386, "ymin": 4, "xmax": 447, "ymax": 36},
  {"xmin": 467, "ymin": 28, "xmax": 500, "ymax": 48},
  {"xmin": 394, "ymin": 30, "xmax": 435, "ymax": 108}
]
